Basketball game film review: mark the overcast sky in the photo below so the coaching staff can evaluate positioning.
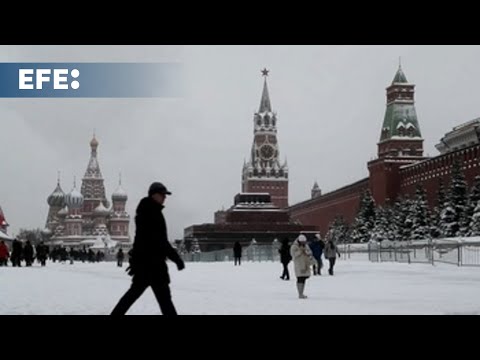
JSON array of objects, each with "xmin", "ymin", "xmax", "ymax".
[{"xmin": 2, "ymin": 45, "xmax": 480, "ymax": 240}]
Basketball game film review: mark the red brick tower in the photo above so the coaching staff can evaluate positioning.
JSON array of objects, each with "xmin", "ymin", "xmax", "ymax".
[
  {"xmin": 242, "ymin": 69, "xmax": 289, "ymax": 208},
  {"xmin": 368, "ymin": 63, "xmax": 427, "ymax": 206}
]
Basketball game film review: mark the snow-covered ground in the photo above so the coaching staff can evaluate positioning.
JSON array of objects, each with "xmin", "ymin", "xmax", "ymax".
[{"xmin": 1, "ymin": 255, "xmax": 480, "ymax": 315}]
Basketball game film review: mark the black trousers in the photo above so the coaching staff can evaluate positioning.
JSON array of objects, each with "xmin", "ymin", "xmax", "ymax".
[
  {"xmin": 281, "ymin": 263, "xmax": 290, "ymax": 279},
  {"xmin": 234, "ymin": 256, "xmax": 241, "ymax": 266},
  {"xmin": 297, "ymin": 276, "xmax": 308, "ymax": 284},
  {"xmin": 314, "ymin": 257, "xmax": 323, "ymax": 275},
  {"xmin": 111, "ymin": 275, "xmax": 177, "ymax": 316},
  {"xmin": 328, "ymin": 258, "xmax": 336, "ymax": 275},
  {"xmin": 11, "ymin": 256, "xmax": 21, "ymax": 267}
]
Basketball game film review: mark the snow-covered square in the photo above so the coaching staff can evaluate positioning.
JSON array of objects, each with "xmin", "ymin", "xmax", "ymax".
[{"xmin": 1, "ymin": 255, "xmax": 480, "ymax": 315}]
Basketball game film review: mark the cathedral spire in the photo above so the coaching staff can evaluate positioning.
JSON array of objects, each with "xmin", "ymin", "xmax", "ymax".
[
  {"xmin": 81, "ymin": 133, "xmax": 107, "ymax": 218},
  {"xmin": 47, "ymin": 172, "xmax": 65, "ymax": 207},
  {"xmin": 90, "ymin": 131, "xmax": 99, "ymax": 151},
  {"xmin": 112, "ymin": 172, "xmax": 128, "ymax": 202},
  {"xmin": 84, "ymin": 134, "xmax": 103, "ymax": 179},
  {"xmin": 259, "ymin": 68, "xmax": 272, "ymax": 113}
]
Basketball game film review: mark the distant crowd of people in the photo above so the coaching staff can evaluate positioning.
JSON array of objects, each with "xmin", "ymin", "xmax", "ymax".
[
  {"xmin": 0, "ymin": 239, "xmax": 47, "ymax": 267},
  {"xmin": 232, "ymin": 233, "xmax": 341, "ymax": 299},
  {"xmin": 0, "ymin": 239, "xmax": 124, "ymax": 267}
]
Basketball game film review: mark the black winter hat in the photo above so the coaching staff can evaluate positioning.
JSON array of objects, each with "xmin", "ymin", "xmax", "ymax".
[{"xmin": 148, "ymin": 182, "xmax": 172, "ymax": 196}]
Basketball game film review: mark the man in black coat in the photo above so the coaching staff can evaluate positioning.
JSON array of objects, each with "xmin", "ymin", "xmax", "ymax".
[
  {"xmin": 233, "ymin": 241, "xmax": 242, "ymax": 266},
  {"xmin": 111, "ymin": 182, "xmax": 185, "ymax": 315},
  {"xmin": 36, "ymin": 241, "xmax": 48, "ymax": 266},
  {"xmin": 279, "ymin": 238, "xmax": 292, "ymax": 280},
  {"xmin": 116, "ymin": 248, "xmax": 125, "ymax": 267},
  {"xmin": 11, "ymin": 239, "xmax": 23, "ymax": 267}
]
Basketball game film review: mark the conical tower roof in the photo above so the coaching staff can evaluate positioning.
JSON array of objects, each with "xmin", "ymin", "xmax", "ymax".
[{"xmin": 258, "ymin": 68, "xmax": 272, "ymax": 113}]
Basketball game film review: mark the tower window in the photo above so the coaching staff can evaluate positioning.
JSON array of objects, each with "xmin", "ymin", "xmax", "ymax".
[{"xmin": 382, "ymin": 128, "xmax": 389, "ymax": 139}]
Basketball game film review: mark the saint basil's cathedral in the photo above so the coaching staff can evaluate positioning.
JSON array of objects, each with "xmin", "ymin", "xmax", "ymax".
[{"xmin": 43, "ymin": 136, "xmax": 131, "ymax": 249}]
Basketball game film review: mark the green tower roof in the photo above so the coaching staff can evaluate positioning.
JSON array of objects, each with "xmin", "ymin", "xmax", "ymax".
[
  {"xmin": 392, "ymin": 66, "xmax": 408, "ymax": 84},
  {"xmin": 381, "ymin": 104, "xmax": 422, "ymax": 141},
  {"xmin": 381, "ymin": 65, "xmax": 422, "ymax": 142}
]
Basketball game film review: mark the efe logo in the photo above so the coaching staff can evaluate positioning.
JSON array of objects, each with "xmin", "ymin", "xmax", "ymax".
[{"xmin": 19, "ymin": 69, "xmax": 80, "ymax": 90}]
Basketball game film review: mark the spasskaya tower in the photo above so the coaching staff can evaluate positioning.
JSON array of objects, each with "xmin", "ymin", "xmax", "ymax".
[{"xmin": 242, "ymin": 69, "xmax": 289, "ymax": 208}]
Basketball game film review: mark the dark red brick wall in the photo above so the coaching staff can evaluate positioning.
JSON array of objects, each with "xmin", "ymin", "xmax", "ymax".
[
  {"xmin": 399, "ymin": 144, "xmax": 480, "ymax": 207},
  {"xmin": 226, "ymin": 209, "xmax": 290, "ymax": 223},
  {"xmin": 368, "ymin": 157, "xmax": 426, "ymax": 206},
  {"xmin": 288, "ymin": 145, "xmax": 480, "ymax": 236},
  {"xmin": 289, "ymin": 179, "xmax": 369, "ymax": 236},
  {"xmin": 378, "ymin": 140, "xmax": 424, "ymax": 158},
  {"xmin": 244, "ymin": 179, "xmax": 288, "ymax": 208}
]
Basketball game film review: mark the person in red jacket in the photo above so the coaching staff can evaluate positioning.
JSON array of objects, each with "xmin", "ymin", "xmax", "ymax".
[{"xmin": 0, "ymin": 240, "xmax": 9, "ymax": 266}]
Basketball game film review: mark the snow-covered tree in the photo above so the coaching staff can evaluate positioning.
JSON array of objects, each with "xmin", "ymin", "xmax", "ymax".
[
  {"xmin": 335, "ymin": 216, "xmax": 350, "ymax": 243},
  {"xmin": 398, "ymin": 195, "xmax": 414, "ymax": 241},
  {"xmin": 469, "ymin": 175, "xmax": 480, "ymax": 207},
  {"xmin": 430, "ymin": 178, "xmax": 446, "ymax": 238},
  {"xmin": 391, "ymin": 197, "xmax": 405, "ymax": 241},
  {"xmin": 447, "ymin": 158, "xmax": 468, "ymax": 236},
  {"xmin": 362, "ymin": 190, "xmax": 376, "ymax": 226},
  {"xmin": 464, "ymin": 175, "xmax": 480, "ymax": 236},
  {"xmin": 384, "ymin": 206, "xmax": 397, "ymax": 241},
  {"xmin": 351, "ymin": 190, "xmax": 375, "ymax": 243},
  {"xmin": 440, "ymin": 204, "xmax": 457, "ymax": 238},
  {"xmin": 437, "ymin": 177, "xmax": 447, "ymax": 209},
  {"xmin": 410, "ymin": 184, "xmax": 431, "ymax": 240},
  {"xmin": 430, "ymin": 210, "xmax": 442, "ymax": 239},
  {"xmin": 326, "ymin": 215, "xmax": 350, "ymax": 243},
  {"xmin": 470, "ymin": 200, "xmax": 480, "ymax": 236},
  {"xmin": 371, "ymin": 207, "xmax": 390, "ymax": 242}
]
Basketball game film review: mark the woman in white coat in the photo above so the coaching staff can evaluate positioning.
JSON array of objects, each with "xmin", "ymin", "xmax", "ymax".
[{"xmin": 290, "ymin": 234, "xmax": 315, "ymax": 299}]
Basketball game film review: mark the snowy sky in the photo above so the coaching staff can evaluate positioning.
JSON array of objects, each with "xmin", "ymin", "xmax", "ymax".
[{"xmin": 2, "ymin": 45, "xmax": 480, "ymax": 241}]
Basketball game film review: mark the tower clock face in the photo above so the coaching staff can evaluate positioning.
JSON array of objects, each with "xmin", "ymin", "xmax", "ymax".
[{"xmin": 259, "ymin": 145, "xmax": 275, "ymax": 160}]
